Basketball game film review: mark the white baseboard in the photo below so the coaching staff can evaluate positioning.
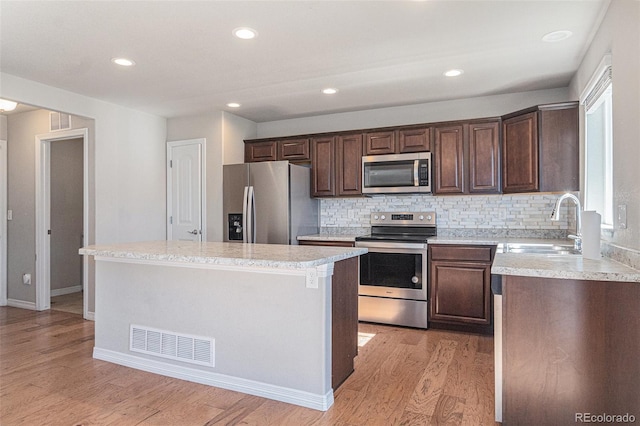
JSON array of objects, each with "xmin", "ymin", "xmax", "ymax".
[
  {"xmin": 7, "ymin": 299, "xmax": 37, "ymax": 310},
  {"xmin": 84, "ymin": 311, "xmax": 95, "ymax": 321},
  {"xmin": 51, "ymin": 285, "xmax": 83, "ymax": 297},
  {"xmin": 93, "ymin": 347, "xmax": 334, "ymax": 411}
]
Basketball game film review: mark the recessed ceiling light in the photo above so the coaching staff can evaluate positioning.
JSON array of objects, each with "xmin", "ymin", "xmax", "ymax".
[
  {"xmin": 322, "ymin": 88, "xmax": 338, "ymax": 95},
  {"xmin": 233, "ymin": 27, "xmax": 258, "ymax": 40},
  {"xmin": 111, "ymin": 57, "xmax": 136, "ymax": 67},
  {"xmin": 444, "ymin": 69, "xmax": 464, "ymax": 77},
  {"xmin": 0, "ymin": 99, "xmax": 18, "ymax": 112},
  {"xmin": 542, "ymin": 30, "xmax": 573, "ymax": 42},
  {"xmin": 227, "ymin": 102, "xmax": 241, "ymax": 108}
]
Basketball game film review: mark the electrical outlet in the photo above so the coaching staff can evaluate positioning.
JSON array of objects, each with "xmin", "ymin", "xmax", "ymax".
[
  {"xmin": 22, "ymin": 273, "xmax": 31, "ymax": 285},
  {"xmin": 618, "ymin": 204, "xmax": 627, "ymax": 229},
  {"xmin": 499, "ymin": 209, "xmax": 508, "ymax": 220}
]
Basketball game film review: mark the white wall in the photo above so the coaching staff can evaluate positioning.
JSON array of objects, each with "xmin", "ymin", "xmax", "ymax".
[
  {"xmin": 222, "ymin": 111, "xmax": 257, "ymax": 165},
  {"xmin": 256, "ymin": 88, "xmax": 570, "ymax": 138},
  {"xmin": 0, "ymin": 73, "xmax": 167, "ymax": 308},
  {"xmin": 570, "ymin": 0, "xmax": 640, "ymax": 253},
  {"xmin": 167, "ymin": 111, "xmax": 256, "ymax": 242},
  {"xmin": 0, "ymin": 116, "xmax": 6, "ymax": 139}
]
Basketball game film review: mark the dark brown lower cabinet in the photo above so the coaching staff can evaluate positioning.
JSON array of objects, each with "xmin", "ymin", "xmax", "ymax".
[
  {"xmin": 502, "ymin": 276, "xmax": 640, "ymax": 424},
  {"xmin": 428, "ymin": 245, "xmax": 495, "ymax": 334}
]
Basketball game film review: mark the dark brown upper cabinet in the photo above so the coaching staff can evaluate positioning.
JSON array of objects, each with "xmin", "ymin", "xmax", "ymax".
[
  {"xmin": 434, "ymin": 124, "xmax": 465, "ymax": 194},
  {"xmin": 364, "ymin": 131, "xmax": 396, "ymax": 155},
  {"xmin": 502, "ymin": 102, "xmax": 578, "ymax": 193},
  {"xmin": 336, "ymin": 133, "xmax": 363, "ymax": 196},
  {"xmin": 311, "ymin": 136, "xmax": 336, "ymax": 197},
  {"xmin": 245, "ymin": 138, "xmax": 310, "ymax": 163},
  {"xmin": 245, "ymin": 140, "xmax": 277, "ymax": 163},
  {"xmin": 364, "ymin": 127, "xmax": 430, "ymax": 155},
  {"xmin": 434, "ymin": 119, "xmax": 501, "ymax": 195},
  {"xmin": 468, "ymin": 120, "xmax": 501, "ymax": 194}
]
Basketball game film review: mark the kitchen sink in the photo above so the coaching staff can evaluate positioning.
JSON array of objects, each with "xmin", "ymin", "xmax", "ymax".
[{"xmin": 497, "ymin": 242, "xmax": 581, "ymax": 255}]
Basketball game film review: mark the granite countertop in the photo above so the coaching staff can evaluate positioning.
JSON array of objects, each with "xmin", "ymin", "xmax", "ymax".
[
  {"xmin": 80, "ymin": 240, "xmax": 367, "ymax": 269},
  {"xmin": 492, "ymin": 253, "xmax": 640, "ymax": 283}
]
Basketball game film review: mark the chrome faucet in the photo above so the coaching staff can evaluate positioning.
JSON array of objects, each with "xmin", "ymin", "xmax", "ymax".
[{"xmin": 550, "ymin": 193, "xmax": 582, "ymax": 251}]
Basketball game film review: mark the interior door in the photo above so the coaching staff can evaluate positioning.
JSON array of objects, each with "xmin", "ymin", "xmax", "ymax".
[{"xmin": 167, "ymin": 140, "xmax": 204, "ymax": 241}]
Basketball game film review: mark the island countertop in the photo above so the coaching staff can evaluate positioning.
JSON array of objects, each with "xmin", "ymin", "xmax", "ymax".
[{"xmin": 80, "ymin": 240, "xmax": 367, "ymax": 269}]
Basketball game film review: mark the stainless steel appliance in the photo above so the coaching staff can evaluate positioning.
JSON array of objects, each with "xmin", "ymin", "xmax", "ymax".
[
  {"xmin": 362, "ymin": 152, "xmax": 432, "ymax": 194},
  {"xmin": 223, "ymin": 161, "xmax": 319, "ymax": 244},
  {"xmin": 355, "ymin": 212, "xmax": 436, "ymax": 329}
]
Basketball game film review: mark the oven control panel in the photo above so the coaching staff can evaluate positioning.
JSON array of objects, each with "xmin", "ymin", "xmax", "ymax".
[{"xmin": 370, "ymin": 211, "xmax": 436, "ymax": 226}]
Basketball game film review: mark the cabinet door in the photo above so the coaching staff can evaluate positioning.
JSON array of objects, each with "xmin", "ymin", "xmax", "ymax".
[
  {"xmin": 245, "ymin": 141, "xmax": 277, "ymax": 163},
  {"xmin": 538, "ymin": 105, "xmax": 578, "ymax": 192},
  {"xmin": 364, "ymin": 131, "xmax": 396, "ymax": 155},
  {"xmin": 469, "ymin": 120, "xmax": 501, "ymax": 193},
  {"xmin": 434, "ymin": 125, "xmax": 465, "ymax": 194},
  {"xmin": 311, "ymin": 136, "xmax": 336, "ymax": 197},
  {"xmin": 336, "ymin": 134, "xmax": 363, "ymax": 196},
  {"xmin": 429, "ymin": 260, "xmax": 491, "ymax": 325},
  {"xmin": 398, "ymin": 127, "xmax": 430, "ymax": 153},
  {"xmin": 502, "ymin": 112, "xmax": 539, "ymax": 193},
  {"xmin": 278, "ymin": 138, "xmax": 310, "ymax": 162}
]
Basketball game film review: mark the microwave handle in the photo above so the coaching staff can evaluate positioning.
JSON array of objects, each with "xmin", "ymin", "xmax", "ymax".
[{"xmin": 414, "ymin": 160, "xmax": 419, "ymax": 186}]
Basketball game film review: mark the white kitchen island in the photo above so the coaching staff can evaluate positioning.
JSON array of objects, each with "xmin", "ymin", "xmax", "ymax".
[{"xmin": 79, "ymin": 241, "xmax": 366, "ymax": 411}]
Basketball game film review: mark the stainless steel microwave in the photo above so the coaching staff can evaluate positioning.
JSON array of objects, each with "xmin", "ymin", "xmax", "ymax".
[{"xmin": 362, "ymin": 152, "xmax": 432, "ymax": 194}]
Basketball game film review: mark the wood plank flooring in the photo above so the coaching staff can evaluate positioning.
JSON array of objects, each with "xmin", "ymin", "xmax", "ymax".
[
  {"xmin": 0, "ymin": 307, "xmax": 497, "ymax": 425},
  {"xmin": 50, "ymin": 291, "xmax": 83, "ymax": 315}
]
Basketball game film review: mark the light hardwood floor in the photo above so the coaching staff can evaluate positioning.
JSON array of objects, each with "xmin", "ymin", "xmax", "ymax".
[
  {"xmin": 50, "ymin": 291, "xmax": 83, "ymax": 315},
  {"xmin": 0, "ymin": 307, "xmax": 497, "ymax": 425}
]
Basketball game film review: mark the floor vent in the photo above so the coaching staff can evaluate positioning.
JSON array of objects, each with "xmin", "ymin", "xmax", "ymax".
[
  {"xmin": 49, "ymin": 111, "xmax": 71, "ymax": 131},
  {"xmin": 130, "ymin": 325, "xmax": 214, "ymax": 367}
]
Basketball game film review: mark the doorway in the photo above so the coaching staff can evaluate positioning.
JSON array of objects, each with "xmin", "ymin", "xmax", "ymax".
[
  {"xmin": 166, "ymin": 139, "xmax": 206, "ymax": 241},
  {"xmin": 49, "ymin": 138, "xmax": 84, "ymax": 314},
  {"xmin": 35, "ymin": 129, "xmax": 89, "ymax": 316}
]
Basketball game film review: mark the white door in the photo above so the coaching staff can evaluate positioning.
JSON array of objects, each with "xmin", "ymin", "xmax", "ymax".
[{"xmin": 167, "ymin": 139, "xmax": 205, "ymax": 241}]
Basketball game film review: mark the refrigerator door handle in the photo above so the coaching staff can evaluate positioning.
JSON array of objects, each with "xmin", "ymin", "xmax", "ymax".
[
  {"xmin": 242, "ymin": 186, "xmax": 249, "ymax": 243},
  {"xmin": 248, "ymin": 185, "xmax": 256, "ymax": 243}
]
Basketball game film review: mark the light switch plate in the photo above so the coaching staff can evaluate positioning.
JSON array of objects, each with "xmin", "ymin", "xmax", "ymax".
[
  {"xmin": 7, "ymin": 210, "xmax": 12, "ymax": 221},
  {"xmin": 618, "ymin": 204, "xmax": 627, "ymax": 229}
]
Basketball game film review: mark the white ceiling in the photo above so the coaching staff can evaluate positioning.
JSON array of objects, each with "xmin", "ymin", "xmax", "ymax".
[{"xmin": 0, "ymin": 1, "xmax": 608, "ymax": 122}]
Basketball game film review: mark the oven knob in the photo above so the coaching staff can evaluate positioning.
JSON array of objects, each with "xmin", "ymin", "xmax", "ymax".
[
  {"xmin": 411, "ymin": 276, "xmax": 419, "ymax": 284},
  {"xmin": 427, "ymin": 215, "xmax": 432, "ymax": 221},
  {"xmin": 380, "ymin": 215, "xmax": 386, "ymax": 220},
  {"xmin": 419, "ymin": 215, "xmax": 424, "ymax": 220},
  {"xmin": 373, "ymin": 215, "xmax": 379, "ymax": 220}
]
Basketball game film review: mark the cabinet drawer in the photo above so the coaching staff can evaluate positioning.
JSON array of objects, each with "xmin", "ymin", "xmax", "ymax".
[{"xmin": 430, "ymin": 245, "xmax": 493, "ymax": 262}]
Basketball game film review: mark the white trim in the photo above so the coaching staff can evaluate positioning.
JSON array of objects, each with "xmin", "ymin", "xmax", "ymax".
[
  {"xmin": 166, "ymin": 138, "xmax": 206, "ymax": 241},
  {"xmin": 85, "ymin": 311, "xmax": 95, "ymax": 321},
  {"xmin": 93, "ymin": 347, "xmax": 334, "ymax": 411},
  {"xmin": 7, "ymin": 298, "xmax": 37, "ymax": 310},
  {"xmin": 0, "ymin": 140, "xmax": 6, "ymax": 306},
  {"xmin": 580, "ymin": 54, "xmax": 612, "ymax": 104},
  {"xmin": 50, "ymin": 285, "xmax": 83, "ymax": 297},
  {"xmin": 35, "ymin": 128, "xmax": 89, "ymax": 313}
]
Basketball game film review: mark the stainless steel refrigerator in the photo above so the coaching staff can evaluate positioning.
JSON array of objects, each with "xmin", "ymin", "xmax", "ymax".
[{"xmin": 223, "ymin": 161, "xmax": 319, "ymax": 244}]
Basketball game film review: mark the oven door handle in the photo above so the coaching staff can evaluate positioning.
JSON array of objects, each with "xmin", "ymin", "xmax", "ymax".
[{"xmin": 355, "ymin": 241, "xmax": 427, "ymax": 250}]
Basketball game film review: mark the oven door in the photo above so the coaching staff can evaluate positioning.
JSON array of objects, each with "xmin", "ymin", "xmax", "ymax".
[{"xmin": 355, "ymin": 241, "xmax": 428, "ymax": 301}]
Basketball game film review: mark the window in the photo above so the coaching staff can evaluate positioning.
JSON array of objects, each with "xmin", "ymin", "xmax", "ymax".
[{"xmin": 583, "ymin": 56, "xmax": 613, "ymax": 227}]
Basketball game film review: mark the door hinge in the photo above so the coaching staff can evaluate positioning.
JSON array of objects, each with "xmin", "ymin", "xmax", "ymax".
[
  {"xmin": 47, "ymin": 229, "xmax": 51, "ymax": 235},
  {"xmin": 169, "ymin": 216, "xmax": 173, "ymax": 225},
  {"xmin": 169, "ymin": 160, "xmax": 173, "ymax": 168}
]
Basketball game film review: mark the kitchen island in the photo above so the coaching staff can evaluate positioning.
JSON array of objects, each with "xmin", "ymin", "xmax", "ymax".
[
  {"xmin": 79, "ymin": 241, "xmax": 366, "ymax": 411},
  {"xmin": 492, "ymin": 253, "xmax": 640, "ymax": 424}
]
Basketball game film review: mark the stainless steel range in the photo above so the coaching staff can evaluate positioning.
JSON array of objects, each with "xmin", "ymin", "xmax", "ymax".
[{"xmin": 355, "ymin": 212, "xmax": 436, "ymax": 329}]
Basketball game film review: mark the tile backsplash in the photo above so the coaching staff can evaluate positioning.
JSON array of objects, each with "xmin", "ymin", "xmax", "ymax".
[{"xmin": 321, "ymin": 193, "xmax": 576, "ymax": 236}]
